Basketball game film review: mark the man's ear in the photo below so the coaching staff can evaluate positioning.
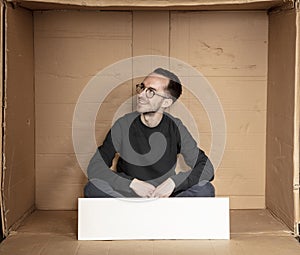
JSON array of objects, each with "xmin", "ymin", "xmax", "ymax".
[{"xmin": 162, "ymin": 98, "xmax": 173, "ymax": 108}]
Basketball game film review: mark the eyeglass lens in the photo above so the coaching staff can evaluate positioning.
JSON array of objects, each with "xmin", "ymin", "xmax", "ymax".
[{"xmin": 136, "ymin": 84, "xmax": 155, "ymax": 98}]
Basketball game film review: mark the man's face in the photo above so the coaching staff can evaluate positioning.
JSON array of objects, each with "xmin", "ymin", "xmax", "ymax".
[{"xmin": 136, "ymin": 74, "xmax": 170, "ymax": 114}]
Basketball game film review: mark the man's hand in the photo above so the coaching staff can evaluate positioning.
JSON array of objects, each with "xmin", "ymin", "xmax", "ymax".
[
  {"xmin": 129, "ymin": 179, "xmax": 156, "ymax": 198},
  {"xmin": 151, "ymin": 178, "xmax": 175, "ymax": 198}
]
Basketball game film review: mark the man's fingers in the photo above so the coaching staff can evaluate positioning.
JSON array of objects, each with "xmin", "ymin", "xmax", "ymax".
[
  {"xmin": 151, "ymin": 179, "xmax": 175, "ymax": 198},
  {"xmin": 151, "ymin": 186, "xmax": 165, "ymax": 198},
  {"xmin": 129, "ymin": 179, "xmax": 156, "ymax": 197}
]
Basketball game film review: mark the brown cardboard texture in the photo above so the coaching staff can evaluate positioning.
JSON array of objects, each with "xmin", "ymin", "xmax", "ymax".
[
  {"xmin": 1, "ymin": 210, "xmax": 300, "ymax": 254},
  {"xmin": 266, "ymin": 9, "xmax": 297, "ymax": 232},
  {"xmin": 32, "ymin": 9, "xmax": 268, "ymax": 210},
  {"xmin": 2, "ymin": 5, "xmax": 35, "ymax": 235},
  {"xmin": 0, "ymin": 0, "xmax": 299, "ymax": 245},
  {"xmin": 9, "ymin": 0, "xmax": 290, "ymax": 10}
]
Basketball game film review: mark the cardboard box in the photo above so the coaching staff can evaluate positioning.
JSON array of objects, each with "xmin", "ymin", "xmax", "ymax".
[{"xmin": 0, "ymin": 0, "xmax": 299, "ymax": 242}]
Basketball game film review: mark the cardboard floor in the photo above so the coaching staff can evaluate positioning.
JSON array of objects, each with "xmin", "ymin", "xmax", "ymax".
[{"xmin": 0, "ymin": 209, "xmax": 299, "ymax": 254}]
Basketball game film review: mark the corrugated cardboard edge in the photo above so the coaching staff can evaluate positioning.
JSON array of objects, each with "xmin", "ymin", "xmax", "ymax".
[
  {"xmin": 0, "ymin": 0, "xmax": 4, "ymax": 238},
  {"xmin": 7, "ymin": 0, "xmax": 291, "ymax": 10},
  {"xmin": 294, "ymin": 3, "xmax": 300, "ymax": 238},
  {"xmin": 3, "ymin": 206, "xmax": 35, "ymax": 236}
]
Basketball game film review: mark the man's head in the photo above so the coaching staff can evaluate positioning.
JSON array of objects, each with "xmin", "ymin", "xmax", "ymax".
[
  {"xmin": 136, "ymin": 68, "xmax": 182, "ymax": 114},
  {"xmin": 152, "ymin": 68, "xmax": 182, "ymax": 101}
]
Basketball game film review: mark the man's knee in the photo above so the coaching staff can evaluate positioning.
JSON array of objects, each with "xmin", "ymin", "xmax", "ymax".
[
  {"xmin": 83, "ymin": 181, "xmax": 96, "ymax": 198},
  {"xmin": 84, "ymin": 181, "xmax": 111, "ymax": 198},
  {"xmin": 196, "ymin": 181, "xmax": 215, "ymax": 197},
  {"xmin": 175, "ymin": 181, "xmax": 215, "ymax": 197}
]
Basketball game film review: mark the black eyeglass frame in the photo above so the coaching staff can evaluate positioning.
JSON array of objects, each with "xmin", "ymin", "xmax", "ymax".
[{"xmin": 136, "ymin": 83, "xmax": 170, "ymax": 99}]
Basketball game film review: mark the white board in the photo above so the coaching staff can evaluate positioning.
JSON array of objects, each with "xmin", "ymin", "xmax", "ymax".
[{"xmin": 78, "ymin": 197, "xmax": 230, "ymax": 240}]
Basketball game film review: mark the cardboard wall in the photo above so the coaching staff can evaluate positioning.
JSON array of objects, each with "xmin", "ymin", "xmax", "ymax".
[
  {"xmin": 170, "ymin": 11, "xmax": 268, "ymax": 208},
  {"xmin": 34, "ymin": 10, "xmax": 268, "ymax": 210},
  {"xmin": 266, "ymin": 9, "xmax": 297, "ymax": 230},
  {"xmin": 34, "ymin": 10, "xmax": 133, "ymax": 209},
  {"xmin": 3, "ymin": 6, "xmax": 35, "ymax": 232}
]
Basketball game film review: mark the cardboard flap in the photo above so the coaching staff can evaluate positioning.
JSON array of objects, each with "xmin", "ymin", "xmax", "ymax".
[
  {"xmin": 8, "ymin": 0, "xmax": 290, "ymax": 10},
  {"xmin": 266, "ymin": 9, "xmax": 297, "ymax": 230},
  {"xmin": 1, "ymin": 4, "xmax": 35, "ymax": 236},
  {"xmin": 0, "ymin": 0, "xmax": 4, "ymax": 239}
]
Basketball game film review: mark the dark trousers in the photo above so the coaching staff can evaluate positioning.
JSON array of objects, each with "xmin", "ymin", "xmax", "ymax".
[{"xmin": 84, "ymin": 179, "xmax": 215, "ymax": 198}]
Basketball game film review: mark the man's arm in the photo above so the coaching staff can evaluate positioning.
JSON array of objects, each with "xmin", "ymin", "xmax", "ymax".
[
  {"xmin": 87, "ymin": 122, "xmax": 133, "ymax": 193},
  {"xmin": 87, "ymin": 150, "xmax": 132, "ymax": 193},
  {"xmin": 169, "ymin": 120, "xmax": 214, "ymax": 193}
]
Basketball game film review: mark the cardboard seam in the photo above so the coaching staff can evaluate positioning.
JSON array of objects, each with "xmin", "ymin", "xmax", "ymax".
[
  {"xmin": 293, "ymin": 5, "xmax": 300, "ymax": 237},
  {"xmin": 0, "ymin": 0, "xmax": 4, "ymax": 241},
  {"xmin": 0, "ymin": 0, "xmax": 7, "ymax": 238},
  {"xmin": 5, "ymin": 205, "xmax": 35, "ymax": 234},
  {"xmin": 32, "ymin": 4, "xmax": 36, "ymax": 219},
  {"xmin": 230, "ymin": 230, "xmax": 292, "ymax": 236},
  {"xmin": 268, "ymin": 0, "xmax": 295, "ymax": 13},
  {"xmin": 268, "ymin": 201, "xmax": 294, "ymax": 231},
  {"xmin": 130, "ymin": 10, "xmax": 133, "ymax": 112},
  {"xmin": 168, "ymin": 10, "xmax": 170, "ymax": 68}
]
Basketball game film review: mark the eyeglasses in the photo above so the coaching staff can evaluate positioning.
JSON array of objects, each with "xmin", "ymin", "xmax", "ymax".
[{"xmin": 136, "ymin": 83, "xmax": 170, "ymax": 99}]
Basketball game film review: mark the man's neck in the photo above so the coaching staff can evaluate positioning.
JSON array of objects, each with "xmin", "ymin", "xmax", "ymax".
[{"xmin": 141, "ymin": 112, "xmax": 164, "ymax": 128}]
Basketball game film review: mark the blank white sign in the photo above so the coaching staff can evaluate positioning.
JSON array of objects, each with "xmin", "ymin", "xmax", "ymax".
[{"xmin": 78, "ymin": 197, "xmax": 230, "ymax": 240}]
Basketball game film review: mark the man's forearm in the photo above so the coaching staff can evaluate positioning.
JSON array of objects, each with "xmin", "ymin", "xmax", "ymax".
[
  {"xmin": 170, "ymin": 153, "xmax": 214, "ymax": 193},
  {"xmin": 87, "ymin": 150, "xmax": 132, "ymax": 193}
]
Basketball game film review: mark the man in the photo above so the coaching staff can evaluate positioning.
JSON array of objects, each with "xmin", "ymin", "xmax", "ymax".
[{"xmin": 84, "ymin": 68, "xmax": 215, "ymax": 198}]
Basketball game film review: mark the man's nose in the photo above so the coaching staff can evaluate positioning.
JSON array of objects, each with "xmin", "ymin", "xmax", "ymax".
[{"xmin": 138, "ymin": 88, "xmax": 147, "ymax": 98}]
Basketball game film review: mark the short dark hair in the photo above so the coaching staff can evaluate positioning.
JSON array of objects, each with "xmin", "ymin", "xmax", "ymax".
[{"xmin": 153, "ymin": 68, "xmax": 182, "ymax": 101}]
